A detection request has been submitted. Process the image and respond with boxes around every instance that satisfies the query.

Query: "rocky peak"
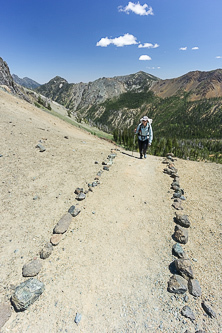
[0,57,16,93]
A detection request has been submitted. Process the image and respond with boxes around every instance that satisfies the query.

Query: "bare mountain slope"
[151,69,222,100]
[0,89,221,333]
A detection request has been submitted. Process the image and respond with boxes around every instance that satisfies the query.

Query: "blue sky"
[1,0,222,84]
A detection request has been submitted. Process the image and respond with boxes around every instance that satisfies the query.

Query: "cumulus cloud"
[139,55,152,61]
[118,2,154,16]
[179,47,187,51]
[138,43,159,49]
[96,33,138,47]
[216,56,222,59]
[192,47,199,50]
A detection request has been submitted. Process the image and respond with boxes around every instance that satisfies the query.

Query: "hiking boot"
[140,154,143,159]
[144,154,147,159]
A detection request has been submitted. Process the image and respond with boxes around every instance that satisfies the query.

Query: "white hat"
[140,116,152,124]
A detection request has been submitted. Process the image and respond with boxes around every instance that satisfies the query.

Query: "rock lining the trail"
[163,153,217,332]
[11,278,45,312]
[8,149,118,319]
[53,213,73,234]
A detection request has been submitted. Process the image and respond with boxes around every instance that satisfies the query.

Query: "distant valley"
[1,56,222,140]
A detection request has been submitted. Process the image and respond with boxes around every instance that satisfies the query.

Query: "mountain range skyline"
[1,0,222,84]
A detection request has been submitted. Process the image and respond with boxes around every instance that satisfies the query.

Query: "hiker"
[135,116,153,159]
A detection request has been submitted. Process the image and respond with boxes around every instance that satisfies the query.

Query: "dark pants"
[138,139,148,156]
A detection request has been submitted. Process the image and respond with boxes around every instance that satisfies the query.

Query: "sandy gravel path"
[0,89,221,333]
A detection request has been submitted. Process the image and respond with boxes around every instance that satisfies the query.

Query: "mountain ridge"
[12,74,41,89]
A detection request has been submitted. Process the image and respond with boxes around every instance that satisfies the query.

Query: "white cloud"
[192,47,199,50]
[179,47,187,51]
[96,33,138,47]
[118,2,154,16]
[138,43,159,49]
[139,55,152,61]
[216,56,222,59]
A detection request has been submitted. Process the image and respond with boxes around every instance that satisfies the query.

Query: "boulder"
[11,278,45,311]
[173,225,188,244]
[167,274,188,294]
[53,213,72,234]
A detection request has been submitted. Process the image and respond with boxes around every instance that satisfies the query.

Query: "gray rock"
[184,330,192,333]
[53,213,72,234]
[22,259,42,277]
[172,243,186,258]
[76,192,86,201]
[175,259,194,280]
[68,205,75,214]
[0,301,12,329]
[74,313,82,325]
[172,199,183,210]
[175,213,191,228]
[74,187,84,195]
[201,301,216,318]
[73,207,81,217]
[181,305,195,321]
[167,274,188,294]
[40,242,53,259]
[174,225,188,244]
[108,153,117,159]
[11,278,45,311]
[103,166,109,171]
[195,330,205,333]
[35,143,46,152]
[188,279,201,297]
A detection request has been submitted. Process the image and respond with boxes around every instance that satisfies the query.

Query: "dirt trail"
[0,89,221,333]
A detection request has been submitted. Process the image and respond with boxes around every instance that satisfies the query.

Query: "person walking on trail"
[135,116,153,159]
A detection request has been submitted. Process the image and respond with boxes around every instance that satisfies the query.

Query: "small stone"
[68,205,75,215]
[0,302,12,329]
[181,305,195,321]
[174,259,194,280]
[173,225,188,244]
[76,193,86,201]
[22,259,42,277]
[95,161,99,164]
[35,143,46,152]
[103,166,109,171]
[53,213,73,234]
[64,136,69,139]
[74,313,82,325]
[201,301,216,318]
[11,278,45,311]
[74,187,84,195]
[40,243,53,259]
[167,274,188,294]
[72,207,81,217]
[50,234,63,246]
[175,213,190,228]
[172,200,183,210]
[188,279,201,297]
